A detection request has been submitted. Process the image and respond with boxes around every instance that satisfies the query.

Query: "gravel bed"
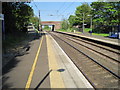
[56,32,119,75]
[66,37,119,61]
[50,32,119,88]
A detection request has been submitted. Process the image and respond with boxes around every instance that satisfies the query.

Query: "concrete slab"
[30,34,50,88]
[46,32,94,88]
[46,33,65,88]
[2,31,94,89]
[2,37,41,88]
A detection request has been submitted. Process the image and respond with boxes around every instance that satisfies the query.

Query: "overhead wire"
[64,11,75,19]
[33,2,39,10]
[56,0,77,20]
[32,1,78,21]
[58,0,76,16]
[57,2,66,13]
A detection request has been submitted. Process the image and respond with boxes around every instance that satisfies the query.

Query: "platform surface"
[56,31,120,46]
[2,31,94,89]
[46,32,93,88]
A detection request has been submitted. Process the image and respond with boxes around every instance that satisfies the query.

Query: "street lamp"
[82,13,85,33]
[87,15,92,32]
[38,10,40,31]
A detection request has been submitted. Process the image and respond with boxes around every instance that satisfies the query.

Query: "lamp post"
[87,15,92,31]
[38,10,40,31]
[82,13,85,33]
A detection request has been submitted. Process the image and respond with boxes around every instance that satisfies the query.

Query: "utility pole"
[91,17,92,32]
[38,10,40,31]
[82,13,85,33]
[87,15,92,32]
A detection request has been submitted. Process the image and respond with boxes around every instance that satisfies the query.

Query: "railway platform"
[55,31,120,47]
[2,31,94,89]
[46,32,93,88]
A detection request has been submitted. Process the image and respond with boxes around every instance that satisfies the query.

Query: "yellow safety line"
[25,36,43,89]
[46,34,65,88]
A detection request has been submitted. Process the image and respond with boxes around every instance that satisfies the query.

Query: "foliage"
[91,2,119,33]
[67,2,119,34]
[43,25,50,30]
[68,3,92,30]
[92,33,109,37]
[68,15,77,27]
[2,2,34,33]
[57,29,68,32]
[91,2,119,26]
[30,16,39,29]
[84,28,92,32]
[61,19,69,30]
[75,3,92,26]
[3,32,28,49]
[57,29,72,32]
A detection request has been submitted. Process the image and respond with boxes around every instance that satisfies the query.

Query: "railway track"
[66,37,119,63]
[55,32,119,62]
[49,32,119,88]
[53,32,119,76]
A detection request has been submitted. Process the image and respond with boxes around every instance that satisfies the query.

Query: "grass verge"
[85,28,109,36]
[57,28,109,37]
[56,29,73,32]
[92,33,109,37]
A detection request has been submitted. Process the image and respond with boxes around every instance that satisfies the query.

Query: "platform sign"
[0,14,4,20]
[1,14,5,40]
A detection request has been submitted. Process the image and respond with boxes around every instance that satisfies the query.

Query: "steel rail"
[66,37,120,63]
[69,36,120,54]
[49,32,97,89]
[55,31,120,50]
[51,32,120,79]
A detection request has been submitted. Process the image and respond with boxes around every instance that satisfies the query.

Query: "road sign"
[0,14,4,20]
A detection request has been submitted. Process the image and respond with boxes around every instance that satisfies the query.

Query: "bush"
[93,25,111,33]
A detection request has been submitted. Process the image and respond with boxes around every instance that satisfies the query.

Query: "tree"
[61,19,69,30]
[91,2,119,33]
[75,3,92,26]
[68,15,78,27]
[30,16,39,29]
[2,2,34,33]
[68,3,92,30]
[15,2,34,32]
[2,2,17,33]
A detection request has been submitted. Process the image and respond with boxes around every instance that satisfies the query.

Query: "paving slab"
[2,31,94,89]
[46,32,94,88]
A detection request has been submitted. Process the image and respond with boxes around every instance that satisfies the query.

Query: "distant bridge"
[41,21,62,31]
